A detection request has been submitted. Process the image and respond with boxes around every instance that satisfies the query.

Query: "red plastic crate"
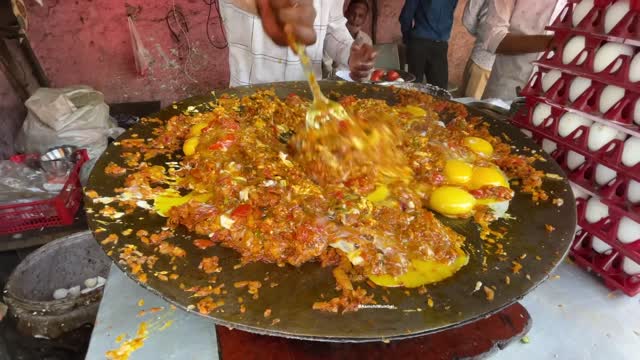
[548,0,640,46]
[0,150,89,235]
[570,228,640,296]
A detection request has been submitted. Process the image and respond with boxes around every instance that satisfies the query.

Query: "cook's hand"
[349,43,377,81]
[256,0,317,46]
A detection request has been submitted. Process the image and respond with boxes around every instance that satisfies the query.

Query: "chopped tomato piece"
[231,204,252,218]
[221,119,240,131]
[208,133,236,150]
[193,239,215,249]
[433,102,447,112]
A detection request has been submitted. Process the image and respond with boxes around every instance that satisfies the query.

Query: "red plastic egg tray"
[513,100,640,183]
[535,29,639,94]
[576,196,640,264]
[549,0,640,45]
[521,69,640,135]
[570,228,640,296]
[509,0,640,295]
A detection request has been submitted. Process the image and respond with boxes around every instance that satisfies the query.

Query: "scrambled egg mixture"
[99,89,546,311]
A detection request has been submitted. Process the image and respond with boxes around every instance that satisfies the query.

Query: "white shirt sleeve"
[463,0,483,35]
[480,0,516,54]
[323,0,354,69]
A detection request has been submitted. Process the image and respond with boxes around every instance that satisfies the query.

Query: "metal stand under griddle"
[215,304,530,360]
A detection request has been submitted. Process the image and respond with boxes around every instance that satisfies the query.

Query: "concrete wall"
[23,0,474,106]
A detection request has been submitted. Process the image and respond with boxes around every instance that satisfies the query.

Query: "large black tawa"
[86,81,576,342]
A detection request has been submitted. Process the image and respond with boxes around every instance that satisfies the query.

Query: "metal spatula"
[287,33,351,129]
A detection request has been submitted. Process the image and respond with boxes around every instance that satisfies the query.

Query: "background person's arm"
[324,0,354,70]
[495,34,553,54]
[462,0,484,36]
[399,0,418,44]
[481,0,552,55]
[324,0,376,80]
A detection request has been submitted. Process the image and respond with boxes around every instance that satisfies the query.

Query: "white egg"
[622,257,640,275]
[573,0,594,27]
[617,216,640,244]
[593,42,634,73]
[53,288,68,300]
[521,129,533,138]
[628,180,640,203]
[591,236,613,254]
[542,138,558,154]
[84,277,98,289]
[68,286,81,298]
[587,123,626,151]
[558,113,593,138]
[604,0,631,33]
[585,197,609,223]
[542,70,563,92]
[630,53,640,83]
[569,77,593,102]
[599,85,626,114]
[563,36,587,65]
[595,164,617,186]
[570,182,590,199]
[621,137,640,167]
[532,103,552,127]
[567,150,586,170]
[634,99,640,125]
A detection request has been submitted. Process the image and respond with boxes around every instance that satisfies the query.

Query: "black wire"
[166,8,189,43]
[203,0,228,49]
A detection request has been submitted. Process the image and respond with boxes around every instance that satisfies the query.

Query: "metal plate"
[86,81,576,342]
[336,68,416,86]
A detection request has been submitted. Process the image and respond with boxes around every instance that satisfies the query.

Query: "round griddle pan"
[86,81,576,342]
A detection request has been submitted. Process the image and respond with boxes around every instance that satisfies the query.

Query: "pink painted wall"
[26,0,229,107]
[24,0,473,106]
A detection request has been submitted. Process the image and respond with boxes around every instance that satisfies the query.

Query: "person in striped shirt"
[220,0,376,87]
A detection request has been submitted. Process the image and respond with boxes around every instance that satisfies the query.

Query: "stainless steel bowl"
[41,146,78,162]
[40,146,78,177]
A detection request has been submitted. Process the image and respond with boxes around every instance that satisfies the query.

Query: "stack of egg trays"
[511,0,640,295]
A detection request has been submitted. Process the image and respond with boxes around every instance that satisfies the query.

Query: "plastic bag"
[16,86,124,161]
[128,16,152,76]
[0,160,61,205]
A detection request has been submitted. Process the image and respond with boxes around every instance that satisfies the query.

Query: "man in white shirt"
[479,0,567,100]
[461,0,495,99]
[219,0,376,87]
[322,0,374,78]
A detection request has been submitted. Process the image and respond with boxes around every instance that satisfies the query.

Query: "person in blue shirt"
[400,0,459,89]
